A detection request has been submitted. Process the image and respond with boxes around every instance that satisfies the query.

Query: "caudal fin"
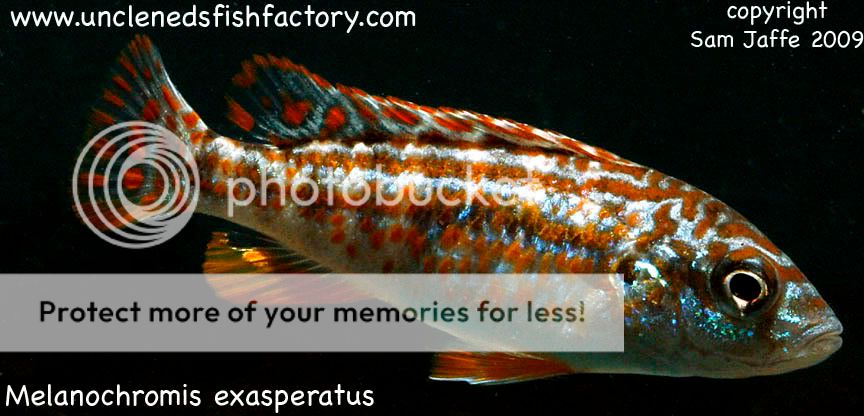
[86,34,207,144]
[73,35,205,246]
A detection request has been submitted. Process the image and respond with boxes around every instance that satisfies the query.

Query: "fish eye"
[710,256,779,318]
[723,270,768,313]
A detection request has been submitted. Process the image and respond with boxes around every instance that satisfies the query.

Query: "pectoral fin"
[204,231,328,274]
[204,231,369,305]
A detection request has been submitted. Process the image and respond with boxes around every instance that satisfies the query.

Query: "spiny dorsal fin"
[225,54,636,165]
[204,231,369,305]
[430,352,573,385]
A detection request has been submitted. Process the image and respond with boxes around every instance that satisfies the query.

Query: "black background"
[1,0,862,414]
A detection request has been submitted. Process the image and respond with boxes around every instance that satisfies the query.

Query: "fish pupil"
[728,273,763,302]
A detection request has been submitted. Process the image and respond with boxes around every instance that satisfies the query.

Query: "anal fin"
[431,352,573,385]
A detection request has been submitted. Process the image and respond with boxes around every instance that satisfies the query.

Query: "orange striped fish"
[76,35,841,383]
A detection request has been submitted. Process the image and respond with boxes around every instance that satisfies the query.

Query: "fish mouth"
[719,321,843,377]
[759,329,843,374]
[801,331,843,359]
[797,314,844,362]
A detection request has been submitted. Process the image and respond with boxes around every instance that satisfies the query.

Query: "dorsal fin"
[225,54,365,145]
[225,54,636,165]
[430,352,574,385]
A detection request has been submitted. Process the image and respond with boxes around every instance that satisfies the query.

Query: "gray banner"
[0,274,623,352]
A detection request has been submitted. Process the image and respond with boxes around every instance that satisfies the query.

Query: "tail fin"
[85,34,207,146]
[73,35,203,245]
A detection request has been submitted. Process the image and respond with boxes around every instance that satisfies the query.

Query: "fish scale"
[76,35,842,383]
[193,133,783,277]
[199,138,627,271]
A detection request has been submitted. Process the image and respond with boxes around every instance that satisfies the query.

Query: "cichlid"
[77,35,841,384]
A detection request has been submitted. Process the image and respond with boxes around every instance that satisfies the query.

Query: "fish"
[76,35,842,384]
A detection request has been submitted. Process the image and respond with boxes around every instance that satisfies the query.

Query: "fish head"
[668,205,842,377]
